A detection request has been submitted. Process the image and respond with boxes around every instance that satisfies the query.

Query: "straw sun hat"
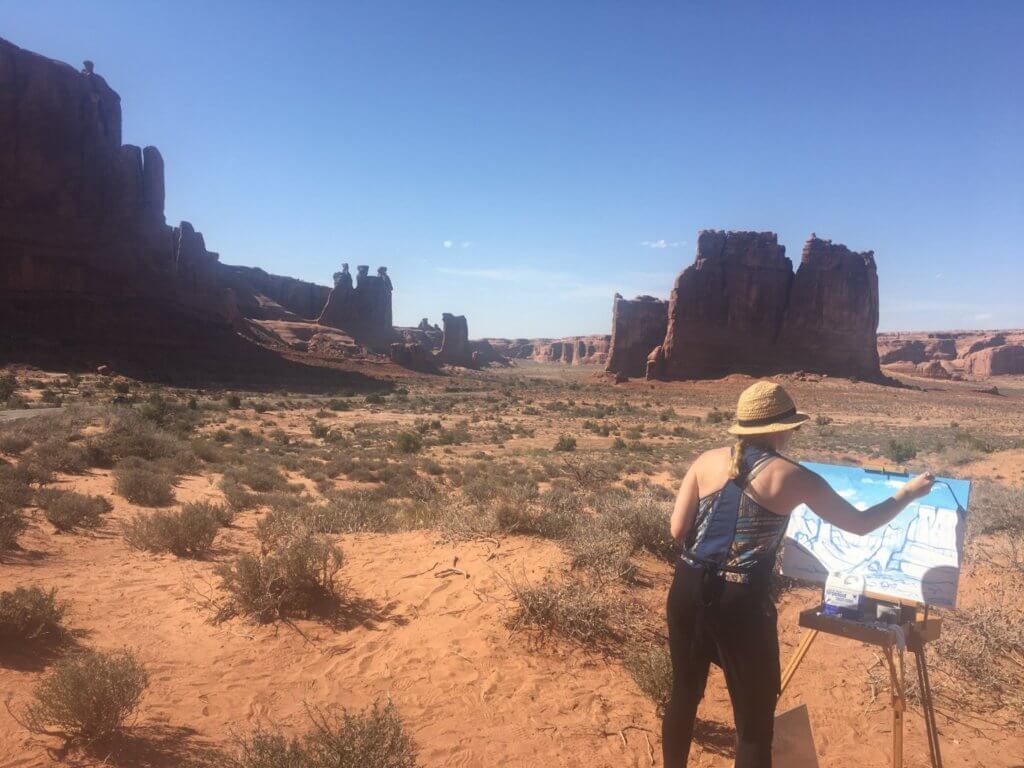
[727,381,810,436]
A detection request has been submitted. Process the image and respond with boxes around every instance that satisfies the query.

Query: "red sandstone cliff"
[605,295,668,378]
[0,37,239,361]
[647,231,882,381]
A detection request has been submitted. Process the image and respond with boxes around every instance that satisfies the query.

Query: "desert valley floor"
[1,362,1022,768]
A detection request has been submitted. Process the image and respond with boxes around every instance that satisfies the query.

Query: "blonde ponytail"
[729,438,747,479]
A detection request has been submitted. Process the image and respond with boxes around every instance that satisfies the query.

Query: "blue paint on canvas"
[781,462,971,608]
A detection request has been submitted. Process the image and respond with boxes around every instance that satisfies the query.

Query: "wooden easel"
[778,605,944,768]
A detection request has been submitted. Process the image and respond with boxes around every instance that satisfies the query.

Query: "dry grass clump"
[0,505,27,550]
[35,488,112,532]
[0,586,67,640]
[19,648,149,743]
[968,481,1024,539]
[594,488,677,562]
[0,433,33,455]
[113,459,176,507]
[507,578,626,645]
[213,532,344,624]
[231,700,418,768]
[85,410,190,468]
[568,526,638,583]
[623,642,673,714]
[223,458,293,494]
[492,485,583,540]
[123,503,223,556]
[930,600,1024,720]
[302,492,398,535]
[29,438,90,474]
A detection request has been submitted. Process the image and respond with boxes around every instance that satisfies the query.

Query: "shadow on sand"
[57,725,227,768]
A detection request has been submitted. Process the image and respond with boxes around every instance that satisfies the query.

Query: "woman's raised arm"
[795,468,936,536]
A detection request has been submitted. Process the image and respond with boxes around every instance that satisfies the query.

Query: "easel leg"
[779,629,818,697]
[914,646,943,768]
[884,647,905,768]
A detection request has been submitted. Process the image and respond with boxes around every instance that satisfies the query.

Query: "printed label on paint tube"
[823,572,865,619]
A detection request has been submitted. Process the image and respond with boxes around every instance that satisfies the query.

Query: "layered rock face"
[876,331,1024,380]
[0,37,237,344]
[317,264,394,346]
[436,313,473,366]
[605,295,668,378]
[647,231,881,380]
[964,344,1024,376]
[219,265,329,320]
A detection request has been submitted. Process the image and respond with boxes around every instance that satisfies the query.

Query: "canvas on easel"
[780,462,971,608]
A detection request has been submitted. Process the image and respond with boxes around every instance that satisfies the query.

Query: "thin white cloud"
[436,266,671,304]
[974,312,994,321]
[641,239,682,249]
[442,240,454,249]
[460,241,474,248]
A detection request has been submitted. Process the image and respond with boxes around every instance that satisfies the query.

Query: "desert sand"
[2,363,1022,767]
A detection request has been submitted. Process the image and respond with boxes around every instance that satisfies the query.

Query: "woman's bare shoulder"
[693,446,732,469]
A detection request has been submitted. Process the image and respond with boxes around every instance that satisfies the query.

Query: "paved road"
[0,407,63,423]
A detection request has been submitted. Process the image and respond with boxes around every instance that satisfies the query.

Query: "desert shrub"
[569,526,637,582]
[0,586,67,640]
[187,500,234,527]
[191,437,226,464]
[0,433,33,455]
[967,481,1024,540]
[214,533,344,623]
[886,438,918,464]
[493,485,582,540]
[21,649,148,742]
[0,374,18,402]
[595,489,676,561]
[301,492,397,535]
[623,642,672,714]
[0,505,27,550]
[231,700,418,768]
[931,601,1023,718]
[30,439,90,474]
[705,409,733,425]
[507,579,623,645]
[85,411,187,468]
[113,460,176,507]
[553,435,577,452]
[224,459,289,493]
[226,394,242,409]
[394,432,423,454]
[220,478,259,511]
[0,466,34,507]
[123,504,220,556]
[35,488,111,531]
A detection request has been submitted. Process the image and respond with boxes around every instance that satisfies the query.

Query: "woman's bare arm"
[670,462,700,540]
[795,468,935,536]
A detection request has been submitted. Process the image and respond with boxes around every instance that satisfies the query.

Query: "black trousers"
[662,561,780,768]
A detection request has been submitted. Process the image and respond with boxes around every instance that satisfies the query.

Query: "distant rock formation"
[879,339,928,365]
[965,333,1006,356]
[605,295,668,378]
[964,344,1024,376]
[317,263,394,345]
[436,313,473,366]
[219,265,330,320]
[390,342,437,372]
[0,37,238,353]
[647,231,881,381]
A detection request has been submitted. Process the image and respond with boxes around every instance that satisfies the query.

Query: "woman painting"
[663,380,934,767]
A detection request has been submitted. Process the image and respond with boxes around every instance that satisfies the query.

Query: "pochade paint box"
[822,572,865,619]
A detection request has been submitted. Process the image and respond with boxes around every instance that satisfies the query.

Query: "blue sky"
[8,1,1023,337]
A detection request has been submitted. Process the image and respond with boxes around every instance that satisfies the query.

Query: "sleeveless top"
[681,445,791,583]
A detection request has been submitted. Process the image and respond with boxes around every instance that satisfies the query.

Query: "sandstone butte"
[0,37,238,350]
[643,231,882,381]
